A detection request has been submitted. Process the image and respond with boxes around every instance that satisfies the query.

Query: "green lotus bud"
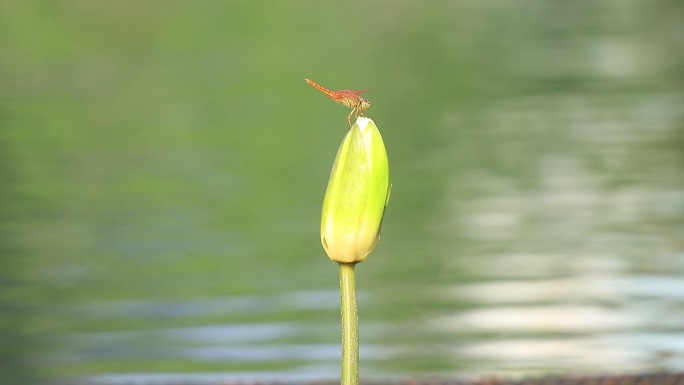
[321,117,390,263]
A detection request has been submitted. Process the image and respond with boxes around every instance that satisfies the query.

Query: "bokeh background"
[1,1,683,384]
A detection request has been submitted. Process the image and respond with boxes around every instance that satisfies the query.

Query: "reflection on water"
[2,0,683,383]
[55,295,397,382]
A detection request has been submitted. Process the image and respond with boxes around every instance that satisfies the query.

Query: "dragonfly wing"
[338,89,368,95]
[330,89,367,100]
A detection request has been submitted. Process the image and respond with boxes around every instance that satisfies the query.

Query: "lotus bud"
[321,117,391,263]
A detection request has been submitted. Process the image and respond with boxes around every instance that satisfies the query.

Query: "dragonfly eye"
[362,100,371,110]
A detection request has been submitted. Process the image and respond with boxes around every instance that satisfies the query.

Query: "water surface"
[1,1,683,383]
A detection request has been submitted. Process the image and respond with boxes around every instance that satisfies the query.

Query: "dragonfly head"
[360,99,371,112]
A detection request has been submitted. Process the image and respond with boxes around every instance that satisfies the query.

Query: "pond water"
[1,2,683,384]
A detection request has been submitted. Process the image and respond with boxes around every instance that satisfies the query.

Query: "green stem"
[338,262,359,385]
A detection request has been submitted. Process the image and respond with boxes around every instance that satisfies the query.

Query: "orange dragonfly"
[305,79,371,127]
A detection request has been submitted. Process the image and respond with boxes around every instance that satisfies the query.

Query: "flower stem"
[338,262,359,385]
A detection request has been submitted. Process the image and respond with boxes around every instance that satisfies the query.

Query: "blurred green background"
[1,1,684,384]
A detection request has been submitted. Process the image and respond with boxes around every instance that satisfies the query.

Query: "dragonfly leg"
[347,110,354,128]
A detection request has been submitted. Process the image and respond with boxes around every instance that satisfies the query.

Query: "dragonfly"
[305,79,371,127]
